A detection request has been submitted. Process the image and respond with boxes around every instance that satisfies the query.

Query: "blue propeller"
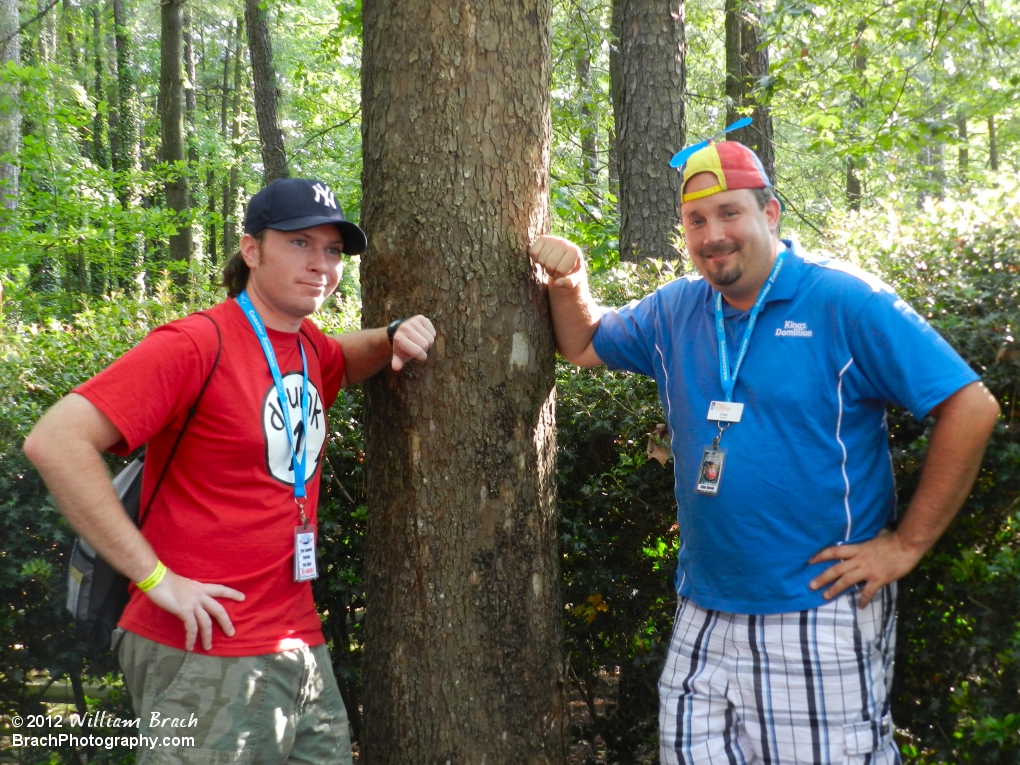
[669,117,753,169]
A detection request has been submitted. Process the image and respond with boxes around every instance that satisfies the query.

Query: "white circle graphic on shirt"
[262,372,327,485]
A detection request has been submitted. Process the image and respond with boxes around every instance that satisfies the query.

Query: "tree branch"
[0,0,60,52]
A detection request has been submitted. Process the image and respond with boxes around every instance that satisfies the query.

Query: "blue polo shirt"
[591,241,978,614]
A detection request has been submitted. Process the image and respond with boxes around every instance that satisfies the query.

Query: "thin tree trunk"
[0,0,19,218]
[957,110,968,181]
[360,0,565,761]
[183,1,198,171]
[111,0,139,182]
[846,20,866,210]
[575,50,598,196]
[106,0,120,170]
[37,0,58,64]
[610,0,685,262]
[159,0,192,269]
[91,4,110,170]
[224,17,243,257]
[988,115,997,171]
[244,0,288,182]
[208,29,232,265]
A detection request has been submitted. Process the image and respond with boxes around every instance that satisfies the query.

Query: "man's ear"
[240,233,261,269]
[764,197,781,235]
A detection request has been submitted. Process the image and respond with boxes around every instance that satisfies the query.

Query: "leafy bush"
[818,183,1020,763]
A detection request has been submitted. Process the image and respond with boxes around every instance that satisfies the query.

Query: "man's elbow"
[23,425,55,471]
[558,342,603,368]
[941,381,1000,436]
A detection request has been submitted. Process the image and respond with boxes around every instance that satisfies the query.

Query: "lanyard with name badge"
[237,290,318,582]
[697,248,787,496]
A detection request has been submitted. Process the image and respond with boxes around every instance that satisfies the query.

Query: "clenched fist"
[529,235,585,288]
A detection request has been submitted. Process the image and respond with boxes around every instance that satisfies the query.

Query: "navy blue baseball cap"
[243,178,367,255]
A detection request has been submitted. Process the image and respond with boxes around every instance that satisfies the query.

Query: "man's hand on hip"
[391,315,436,372]
[144,569,245,652]
[808,529,924,608]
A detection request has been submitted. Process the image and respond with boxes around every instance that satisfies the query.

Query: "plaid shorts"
[117,630,353,765]
[659,585,899,764]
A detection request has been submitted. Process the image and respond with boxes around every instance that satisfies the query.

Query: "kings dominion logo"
[775,320,814,338]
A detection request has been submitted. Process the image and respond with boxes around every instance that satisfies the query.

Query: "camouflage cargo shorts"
[116,629,353,765]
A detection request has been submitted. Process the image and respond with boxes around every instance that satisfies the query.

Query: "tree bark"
[360,1,565,762]
[0,0,19,217]
[724,0,773,182]
[159,0,192,267]
[610,0,685,262]
[244,0,288,182]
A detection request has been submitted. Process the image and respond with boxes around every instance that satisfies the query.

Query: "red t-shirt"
[75,299,345,655]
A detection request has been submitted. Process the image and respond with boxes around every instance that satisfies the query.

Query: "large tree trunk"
[0,0,19,218]
[610,0,685,262]
[360,1,565,762]
[244,0,288,182]
[159,0,192,268]
[724,0,773,182]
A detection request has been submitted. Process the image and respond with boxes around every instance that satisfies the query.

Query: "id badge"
[707,401,743,423]
[695,446,726,496]
[293,525,318,582]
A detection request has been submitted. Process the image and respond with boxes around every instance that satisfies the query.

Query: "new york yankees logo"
[312,182,337,210]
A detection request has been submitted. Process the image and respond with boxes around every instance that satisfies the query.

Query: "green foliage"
[816,181,1020,763]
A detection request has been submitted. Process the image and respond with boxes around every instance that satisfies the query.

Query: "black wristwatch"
[386,318,405,346]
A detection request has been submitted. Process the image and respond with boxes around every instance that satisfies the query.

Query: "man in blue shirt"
[530,139,999,764]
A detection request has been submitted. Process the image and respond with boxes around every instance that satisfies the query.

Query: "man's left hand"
[391,315,436,372]
[808,529,924,608]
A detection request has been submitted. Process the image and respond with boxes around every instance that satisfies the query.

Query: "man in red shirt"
[24,178,435,764]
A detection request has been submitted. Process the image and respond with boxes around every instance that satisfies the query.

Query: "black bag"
[66,314,221,659]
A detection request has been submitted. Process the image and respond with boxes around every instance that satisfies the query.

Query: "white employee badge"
[707,401,744,423]
[294,526,318,582]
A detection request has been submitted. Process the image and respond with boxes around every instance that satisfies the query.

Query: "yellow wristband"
[136,561,167,592]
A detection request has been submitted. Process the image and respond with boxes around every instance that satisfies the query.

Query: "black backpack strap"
[138,312,222,528]
[299,325,321,358]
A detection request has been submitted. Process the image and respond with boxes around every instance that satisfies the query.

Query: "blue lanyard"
[714,248,787,402]
[237,291,310,505]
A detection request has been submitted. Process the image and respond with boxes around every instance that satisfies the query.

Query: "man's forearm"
[23,395,160,583]
[333,326,391,385]
[896,381,1000,555]
[547,277,604,365]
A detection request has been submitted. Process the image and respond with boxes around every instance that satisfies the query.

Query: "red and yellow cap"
[680,140,771,203]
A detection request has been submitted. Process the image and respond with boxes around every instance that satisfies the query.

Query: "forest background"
[0,0,1019,762]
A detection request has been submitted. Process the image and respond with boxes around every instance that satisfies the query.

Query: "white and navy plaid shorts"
[659,585,899,764]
